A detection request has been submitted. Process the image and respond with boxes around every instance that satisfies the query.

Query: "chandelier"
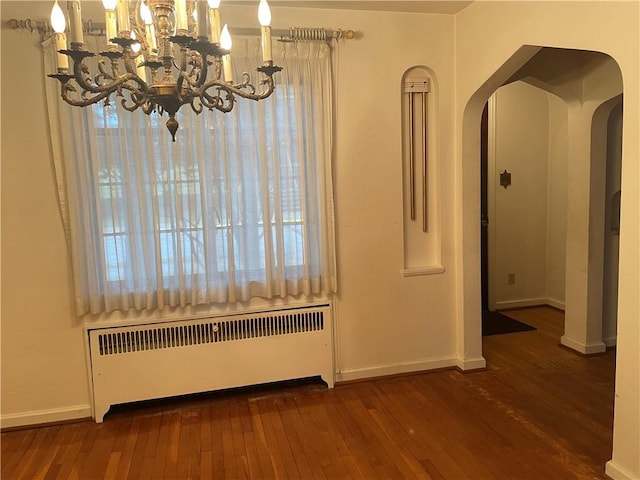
[48,0,282,141]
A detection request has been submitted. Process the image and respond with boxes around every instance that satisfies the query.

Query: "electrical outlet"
[508,273,516,285]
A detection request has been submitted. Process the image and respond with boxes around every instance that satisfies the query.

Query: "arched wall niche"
[590,94,623,349]
[400,65,443,276]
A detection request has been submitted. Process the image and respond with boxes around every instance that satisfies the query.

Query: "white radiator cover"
[87,305,334,422]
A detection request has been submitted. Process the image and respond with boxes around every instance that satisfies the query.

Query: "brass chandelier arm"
[122,50,149,93]
[193,51,220,89]
[57,80,146,113]
[187,96,205,115]
[175,45,190,105]
[53,55,148,112]
[59,82,117,108]
[140,101,155,115]
[70,56,135,95]
[200,86,235,112]
[82,73,145,111]
[198,73,276,103]
[178,67,212,94]
[119,85,149,112]
[236,72,257,95]
[189,65,278,113]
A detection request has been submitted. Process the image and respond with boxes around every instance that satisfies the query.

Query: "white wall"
[490,81,550,309]
[546,93,568,308]
[322,9,459,379]
[602,103,623,346]
[560,57,623,356]
[455,2,639,477]
[1,4,91,424]
[2,3,638,477]
[1,1,459,424]
[489,82,569,311]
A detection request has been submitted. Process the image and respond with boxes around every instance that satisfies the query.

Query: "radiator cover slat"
[87,306,334,422]
[96,311,324,356]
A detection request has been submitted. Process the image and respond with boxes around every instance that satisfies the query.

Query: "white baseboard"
[605,459,638,480]
[456,356,486,371]
[603,336,617,348]
[546,298,565,310]
[560,335,607,355]
[494,297,565,311]
[494,298,548,309]
[335,356,458,383]
[1,404,92,429]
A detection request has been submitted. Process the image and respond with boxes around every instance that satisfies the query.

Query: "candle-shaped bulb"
[68,1,84,45]
[130,31,147,82]
[51,1,66,33]
[140,1,158,54]
[116,0,131,36]
[196,1,209,40]
[131,30,141,54]
[220,24,233,82]
[220,24,231,50]
[207,0,221,43]
[258,0,271,26]
[192,6,198,37]
[140,1,152,24]
[175,0,188,32]
[103,0,118,49]
[51,1,68,70]
[258,0,272,62]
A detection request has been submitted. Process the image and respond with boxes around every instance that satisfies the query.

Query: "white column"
[561,103,606,354]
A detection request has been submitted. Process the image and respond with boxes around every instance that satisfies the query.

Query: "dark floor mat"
[482,310,536,336]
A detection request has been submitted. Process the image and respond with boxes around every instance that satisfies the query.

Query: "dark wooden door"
[481,102,489,312]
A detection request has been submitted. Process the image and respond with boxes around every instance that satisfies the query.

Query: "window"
[48,38,337,314]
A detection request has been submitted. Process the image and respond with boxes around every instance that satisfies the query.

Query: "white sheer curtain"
[45,36,337,315]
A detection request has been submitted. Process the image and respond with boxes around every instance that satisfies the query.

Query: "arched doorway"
[458,45,623,365]
[459,44,624,475]
[481,61,623,348]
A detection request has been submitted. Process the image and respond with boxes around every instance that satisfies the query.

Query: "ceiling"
[1,1,473,20]
[507,48,614,88]
[237,1,474,14]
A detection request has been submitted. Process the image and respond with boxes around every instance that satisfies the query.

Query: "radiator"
[86,305,334,422]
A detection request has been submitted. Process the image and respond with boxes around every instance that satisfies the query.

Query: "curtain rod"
[233,27,355,42]
[5,18,355,42]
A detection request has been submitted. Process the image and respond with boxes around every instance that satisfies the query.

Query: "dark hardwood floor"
[1,306,616,479]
